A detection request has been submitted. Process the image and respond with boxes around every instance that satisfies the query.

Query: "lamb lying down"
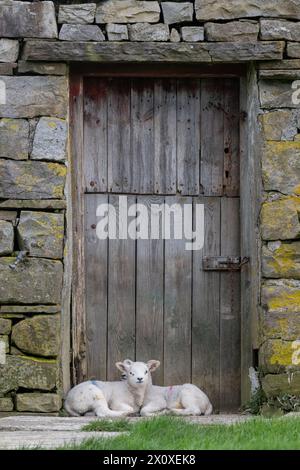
[117,359,213,417]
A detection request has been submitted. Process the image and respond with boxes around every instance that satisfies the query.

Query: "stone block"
[12,315,60,357]
[0,39,19,63]
[170,28,181,42]
[262,241,300,279]
[128,23,170,42]
[205,21,259,42]
[0,118,29,159]
[287,42,300,58]
[260,110,300,141]
[17,211,64,259]
[96,1,160,24]
[261,196,300,240]
[0,1,57,38]
[0,335,9,353]
[259,80,299,108]
[181,27,204,42]
[262,373,300,397]
[106,24,129,41]
[16,393,62,412]
[17,61,67,76]
[260,19,300,41]
[195,0,300,21]
[161,2,193,25]
[0,76,67,119]
[259,340,299,373]
[59,24,105,42]
[262,141,300,195]
[0,257,63,304]
[58,3,96,24]
[0,355,58,395]
[31,117,67,162]
[0,220,14,256]
[0,397,13,412]
[0,160,66,200]
[0,318,12,335]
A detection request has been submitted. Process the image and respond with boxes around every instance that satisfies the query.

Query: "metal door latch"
[202,256,250,271]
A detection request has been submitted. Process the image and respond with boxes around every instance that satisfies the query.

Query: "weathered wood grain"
[85,194,108,380]
[177,79,201,196]
[192,197,221,411]
[223,79,240,197]
[83,78,108,193]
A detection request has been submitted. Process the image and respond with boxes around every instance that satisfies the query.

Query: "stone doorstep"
[0,414,252,449]
[0,431,122,450]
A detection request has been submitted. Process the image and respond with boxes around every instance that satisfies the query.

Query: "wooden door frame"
[69,63,259,404]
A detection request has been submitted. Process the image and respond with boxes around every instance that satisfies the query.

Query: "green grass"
[61,415,300,450]
[81,418,132,433]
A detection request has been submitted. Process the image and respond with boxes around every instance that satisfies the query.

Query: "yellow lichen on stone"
[268,290,300,311]
[269,340,293,367]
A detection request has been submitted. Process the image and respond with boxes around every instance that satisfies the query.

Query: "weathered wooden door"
[80,76,241,411]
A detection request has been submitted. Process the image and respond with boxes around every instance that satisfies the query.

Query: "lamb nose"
[137,377,143,381]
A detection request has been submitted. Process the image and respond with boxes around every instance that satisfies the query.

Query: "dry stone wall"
[0,0,300,412]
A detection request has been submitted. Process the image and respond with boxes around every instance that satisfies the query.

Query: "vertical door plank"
[107,79,132,193]
[192,197,221,411]
[85,194,108,380]
[154,79,177,195]
[220,197,241,411]
[200,80,224,196]
[177,80,201,196]
[131,79,154,194]
[223,79,240,197]
[83,78,108,193]
[164,196,192,385]
[107,195,136,380]
[136,196,164,384]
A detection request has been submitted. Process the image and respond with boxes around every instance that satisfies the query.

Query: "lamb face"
[116,359,160,388]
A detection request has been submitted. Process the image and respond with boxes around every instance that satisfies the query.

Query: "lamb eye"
[145,370,148,374]
[130,372,134,376]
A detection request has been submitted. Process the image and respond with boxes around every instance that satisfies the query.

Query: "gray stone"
[128,23,170,42]
[17,211,64,259]
[262,241,300,279]
[17,61,67,76]
[287,42,300,58]
[0,200,66,210]
[259,69,300,80]
[23,40,283,63]
[0,305,60,314]
[181,27,204,42]
[58,3,96,24]
[0,318,12,335]
[261,196,300,240]
[0,220,14,256]
[0,63,15,75]
[161,2,193,25]
[0,355,58,395]
[0,160,66,200]
[260,19,300,41]
[260,110,300,141]
[262,373,300,397]
[0,1,57,38]
[0,118,29,159]
[259,80,300,108]
[0,257,63,304]
[262,141,300,195]
[31,117,67,162]
[205,21,259,42]
[0,76,67,119]
[0,210,17,222]
[170,28,181,43]
[59,24,105,42]
[12,315,60,357]
[96,1,160,24]
[0,39,19,63]
[195,0,300,21]
[258,59,300,70]
[259,340,299,373]
[0,335,9,353]
[16,393,62,413]
[0,397,13,412]
[106,24,129,41]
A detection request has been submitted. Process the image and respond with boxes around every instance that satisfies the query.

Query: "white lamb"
[117,359,213,417]
[64,375,141,418]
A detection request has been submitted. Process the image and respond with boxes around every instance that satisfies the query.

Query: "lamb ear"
[147,360,160,372]
[123,359,133,367]
[115,362,126,372]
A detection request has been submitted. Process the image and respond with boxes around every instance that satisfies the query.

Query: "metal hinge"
[202,256,250,271]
